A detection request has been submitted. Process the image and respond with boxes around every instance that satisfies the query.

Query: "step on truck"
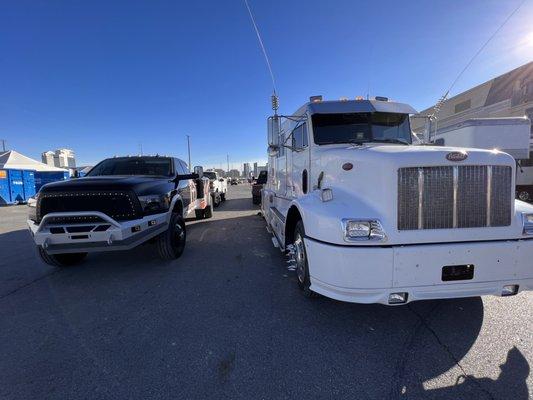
[27,156,212,266]
[262,96,533,305]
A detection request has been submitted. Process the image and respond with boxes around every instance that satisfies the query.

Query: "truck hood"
[304,143,525,245]
[40,175,172,196]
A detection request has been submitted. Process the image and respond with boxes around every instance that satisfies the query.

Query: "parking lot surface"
[0,185,531,400]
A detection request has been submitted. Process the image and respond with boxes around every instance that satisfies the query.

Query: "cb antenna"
[244,0,279,115]
[429,0,526,122]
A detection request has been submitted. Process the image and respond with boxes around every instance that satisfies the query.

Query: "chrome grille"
[398,165,512,230]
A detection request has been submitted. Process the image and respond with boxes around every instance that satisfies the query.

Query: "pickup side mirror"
[193,165,203,178]
[173,173,199,182]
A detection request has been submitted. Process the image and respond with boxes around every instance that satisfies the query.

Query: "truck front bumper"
[28,211,168,254]
[304,237,533,305]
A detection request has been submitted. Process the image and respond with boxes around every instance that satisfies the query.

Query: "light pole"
[187,135,192,170]
[1,139,6,152]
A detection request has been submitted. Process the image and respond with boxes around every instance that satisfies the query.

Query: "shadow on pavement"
[0,214,530,399]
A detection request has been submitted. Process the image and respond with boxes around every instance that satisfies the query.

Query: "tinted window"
[257,171,268,184]
[292,123,308,149]
[179,160,190,174]
[87,157,173,177]
[312,112,411,145]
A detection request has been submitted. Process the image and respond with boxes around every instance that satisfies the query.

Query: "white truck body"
[262,98,533,305]
[430,117,531,159]
[203,171,228,205]
[430,117,533,201]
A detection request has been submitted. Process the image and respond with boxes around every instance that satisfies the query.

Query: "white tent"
[0,150,67,172]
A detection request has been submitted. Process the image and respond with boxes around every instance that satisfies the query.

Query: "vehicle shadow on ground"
[0,217,530,399]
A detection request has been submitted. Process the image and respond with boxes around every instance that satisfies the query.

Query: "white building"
[243,163,250,178]
[41,148,76,168]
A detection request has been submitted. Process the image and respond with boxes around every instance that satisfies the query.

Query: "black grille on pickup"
[37,191,141,223]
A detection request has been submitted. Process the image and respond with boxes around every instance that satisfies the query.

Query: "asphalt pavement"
[0,185,531,400]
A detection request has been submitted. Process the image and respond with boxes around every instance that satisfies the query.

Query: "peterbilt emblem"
[446,151,468,162]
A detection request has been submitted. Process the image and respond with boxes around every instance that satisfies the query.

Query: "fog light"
[501,285,519,296]
[388,292,408,304]
[131,225,141,233]
[148,220,156,226]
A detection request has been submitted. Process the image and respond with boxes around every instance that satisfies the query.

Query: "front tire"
[195,204,213,219]
[293,221,319,298]
[37,247,87,267]
[156,212,186,260]
[212,193,221,208]
[220,192,226,201]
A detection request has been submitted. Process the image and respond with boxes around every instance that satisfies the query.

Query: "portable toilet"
[0,150,67,204]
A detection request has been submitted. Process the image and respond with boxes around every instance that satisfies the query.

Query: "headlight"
[342,219,386,242]
[138,194,170,215]
[523,213,533,235]
[27,193,39,208]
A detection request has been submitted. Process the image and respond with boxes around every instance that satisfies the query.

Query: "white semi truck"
[262,96,533,305]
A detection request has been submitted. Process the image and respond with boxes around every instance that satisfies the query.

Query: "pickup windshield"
[312,112,412,145]
[203,172,217,180]
[86,157,173,177]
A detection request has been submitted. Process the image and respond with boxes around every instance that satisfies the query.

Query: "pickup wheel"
[156,212,186,260]
[195,204,213,219]
[37,247,87,267]
[212,193,221,208]
[293,221,319,298]
[220,192,226,201]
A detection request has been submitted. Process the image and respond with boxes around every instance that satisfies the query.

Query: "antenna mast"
[244,0,279,114]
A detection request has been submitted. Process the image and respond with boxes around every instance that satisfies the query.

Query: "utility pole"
[187,135,192,170]
[1,139,6,152]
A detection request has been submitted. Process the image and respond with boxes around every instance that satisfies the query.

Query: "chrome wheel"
[294,233,306,284]
[518,191,530,201]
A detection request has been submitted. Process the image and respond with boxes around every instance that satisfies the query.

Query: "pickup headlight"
[523,213,533,235]
[138,194,170,215]
[342,219,386,242]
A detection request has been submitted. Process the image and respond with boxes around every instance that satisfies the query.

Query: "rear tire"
[212,193,221,208]
[195,205,213,219]
[293,220,319,298]
[220,192,226,201]
[156,213,186,260]
[37,247,87,267]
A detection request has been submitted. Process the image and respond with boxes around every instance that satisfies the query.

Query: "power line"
[431,0,527,119]
[243,0,277,95]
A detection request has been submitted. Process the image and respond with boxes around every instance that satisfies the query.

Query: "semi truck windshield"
[312,112,412,145]
[87,158,173,177]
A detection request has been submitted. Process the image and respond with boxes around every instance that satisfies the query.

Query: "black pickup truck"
[27,156,211,266]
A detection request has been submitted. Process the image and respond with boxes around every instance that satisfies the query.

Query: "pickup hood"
[40,175,172,196]
[301,143,531,245]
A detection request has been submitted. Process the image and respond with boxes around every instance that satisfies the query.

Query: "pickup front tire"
[156,212,186,260]
[37,247,87,267]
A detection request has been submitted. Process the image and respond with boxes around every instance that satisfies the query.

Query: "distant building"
[253,162,258,177]
[243,163,250,178]
[228,169,240,178]
[41,148,76,168]
[41,151,56,166]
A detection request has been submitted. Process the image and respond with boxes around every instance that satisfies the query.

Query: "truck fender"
[168,194,185,221]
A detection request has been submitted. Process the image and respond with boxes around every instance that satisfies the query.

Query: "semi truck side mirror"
[193,166,204,178]
[268,115,280,147]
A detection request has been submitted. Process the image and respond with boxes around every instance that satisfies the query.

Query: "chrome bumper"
[28,211,168,254]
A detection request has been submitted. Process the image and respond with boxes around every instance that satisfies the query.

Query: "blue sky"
[1,0,532,169]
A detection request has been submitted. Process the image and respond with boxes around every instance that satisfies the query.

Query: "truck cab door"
[176,160,194,213]
[289,119,310,198]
